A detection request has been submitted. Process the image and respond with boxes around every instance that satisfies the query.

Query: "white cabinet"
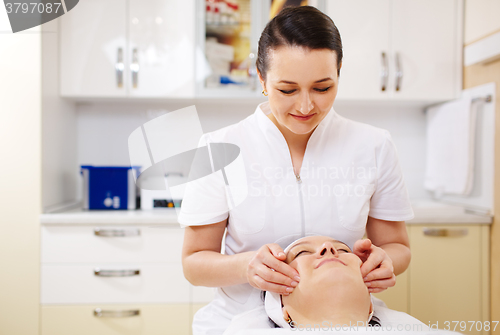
[60,0,195,98]
[327,0,462,102]
[40,225,189,304]
[128,0,195,97]
[325,1,390,101]
[40,224,212,335]
[60,0,127,97]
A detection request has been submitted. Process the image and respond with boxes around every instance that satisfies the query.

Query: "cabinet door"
[41,304,190,335]
[373,263,409,314]
[409,225,486,335]
[60,0,127,97]
[391,0,460,100]
[128,0,195,97]
[326,0,391,100]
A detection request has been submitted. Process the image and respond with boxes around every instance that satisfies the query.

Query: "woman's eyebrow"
[277,78,333,84]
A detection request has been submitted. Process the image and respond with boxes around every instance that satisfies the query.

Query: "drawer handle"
[423,228,468,237]
[94,268,140,277]
[94,308,140,318]
[94,228,141,237]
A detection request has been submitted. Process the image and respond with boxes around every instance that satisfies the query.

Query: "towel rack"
[472,94,492,103]
[424,94,493,112]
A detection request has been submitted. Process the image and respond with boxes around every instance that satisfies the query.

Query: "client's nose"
[319,242,338,256]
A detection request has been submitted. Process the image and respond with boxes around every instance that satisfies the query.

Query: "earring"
[262,90,268,96]
[368,308,374,323]
[287,316,293,327]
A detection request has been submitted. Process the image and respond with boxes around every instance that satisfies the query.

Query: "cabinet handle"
[94,268,140,277]
[94,228,141,237]
[94,308,140,318]
[380,52,388,91]
[115,48,124,88]
[423,228,468,237]
[131,48,139,88]
[395,52,403,91]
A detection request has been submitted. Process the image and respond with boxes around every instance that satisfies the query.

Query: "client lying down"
[223,235,430,333]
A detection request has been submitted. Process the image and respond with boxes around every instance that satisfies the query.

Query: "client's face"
[281,236,371,325]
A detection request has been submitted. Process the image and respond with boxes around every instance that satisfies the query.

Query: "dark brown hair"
[257,6,343,82]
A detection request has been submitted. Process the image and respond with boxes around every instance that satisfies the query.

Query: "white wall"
[0,18,41,335]
[42,19,78,210]
[76,100,430,200]
[335,103,428,200]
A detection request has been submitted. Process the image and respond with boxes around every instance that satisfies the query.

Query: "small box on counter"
[80,166,140,210]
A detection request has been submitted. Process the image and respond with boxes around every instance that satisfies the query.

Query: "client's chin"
[282,269,372,328]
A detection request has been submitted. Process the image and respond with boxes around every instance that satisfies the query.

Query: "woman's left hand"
[353,239,396,293]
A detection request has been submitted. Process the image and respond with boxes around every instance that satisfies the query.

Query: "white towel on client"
[424,96,477,196]
[223,301,433,334]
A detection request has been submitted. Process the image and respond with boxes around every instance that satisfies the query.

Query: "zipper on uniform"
[296,173,306,238]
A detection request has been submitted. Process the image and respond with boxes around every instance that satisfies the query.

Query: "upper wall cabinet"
[60,0,195,98]
[326,0,462,102]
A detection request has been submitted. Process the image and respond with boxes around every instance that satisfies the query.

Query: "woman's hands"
[353,239,396,293]
[246,243,300,295]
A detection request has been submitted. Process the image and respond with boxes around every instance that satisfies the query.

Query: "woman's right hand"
[246,243,300,295]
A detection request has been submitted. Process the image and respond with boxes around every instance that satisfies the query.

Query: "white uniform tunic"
[178,102,414,335]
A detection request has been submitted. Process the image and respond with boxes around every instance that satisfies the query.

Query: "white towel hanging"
[424,96,477,197]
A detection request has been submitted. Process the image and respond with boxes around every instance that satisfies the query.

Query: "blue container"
[81,166,140,210]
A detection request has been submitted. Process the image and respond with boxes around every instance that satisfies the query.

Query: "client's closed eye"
[294,250,311,259]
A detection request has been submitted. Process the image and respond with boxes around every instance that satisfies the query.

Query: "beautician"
[179,6,414,335]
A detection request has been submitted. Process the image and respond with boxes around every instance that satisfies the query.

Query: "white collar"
[254,101,337,147]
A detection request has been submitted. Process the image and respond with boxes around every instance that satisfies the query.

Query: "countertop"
[40,200,493,226]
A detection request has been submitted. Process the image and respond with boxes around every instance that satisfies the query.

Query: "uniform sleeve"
[177,134,229,227]
[369,131,414,222]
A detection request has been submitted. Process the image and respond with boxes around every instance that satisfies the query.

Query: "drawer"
[41,226,183,263]
[41,304,190,335]
[41,263,190,304]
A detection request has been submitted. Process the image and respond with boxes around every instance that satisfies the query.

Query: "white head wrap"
[263,236,374,328]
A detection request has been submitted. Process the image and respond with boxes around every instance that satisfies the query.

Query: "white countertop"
[407,200,492,224]
[40,207,180,225]
[40,200,492,226]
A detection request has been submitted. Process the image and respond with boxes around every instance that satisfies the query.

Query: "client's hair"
[260,291,381,328]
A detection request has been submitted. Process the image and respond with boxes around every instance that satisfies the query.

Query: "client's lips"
[315,258,346,268]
